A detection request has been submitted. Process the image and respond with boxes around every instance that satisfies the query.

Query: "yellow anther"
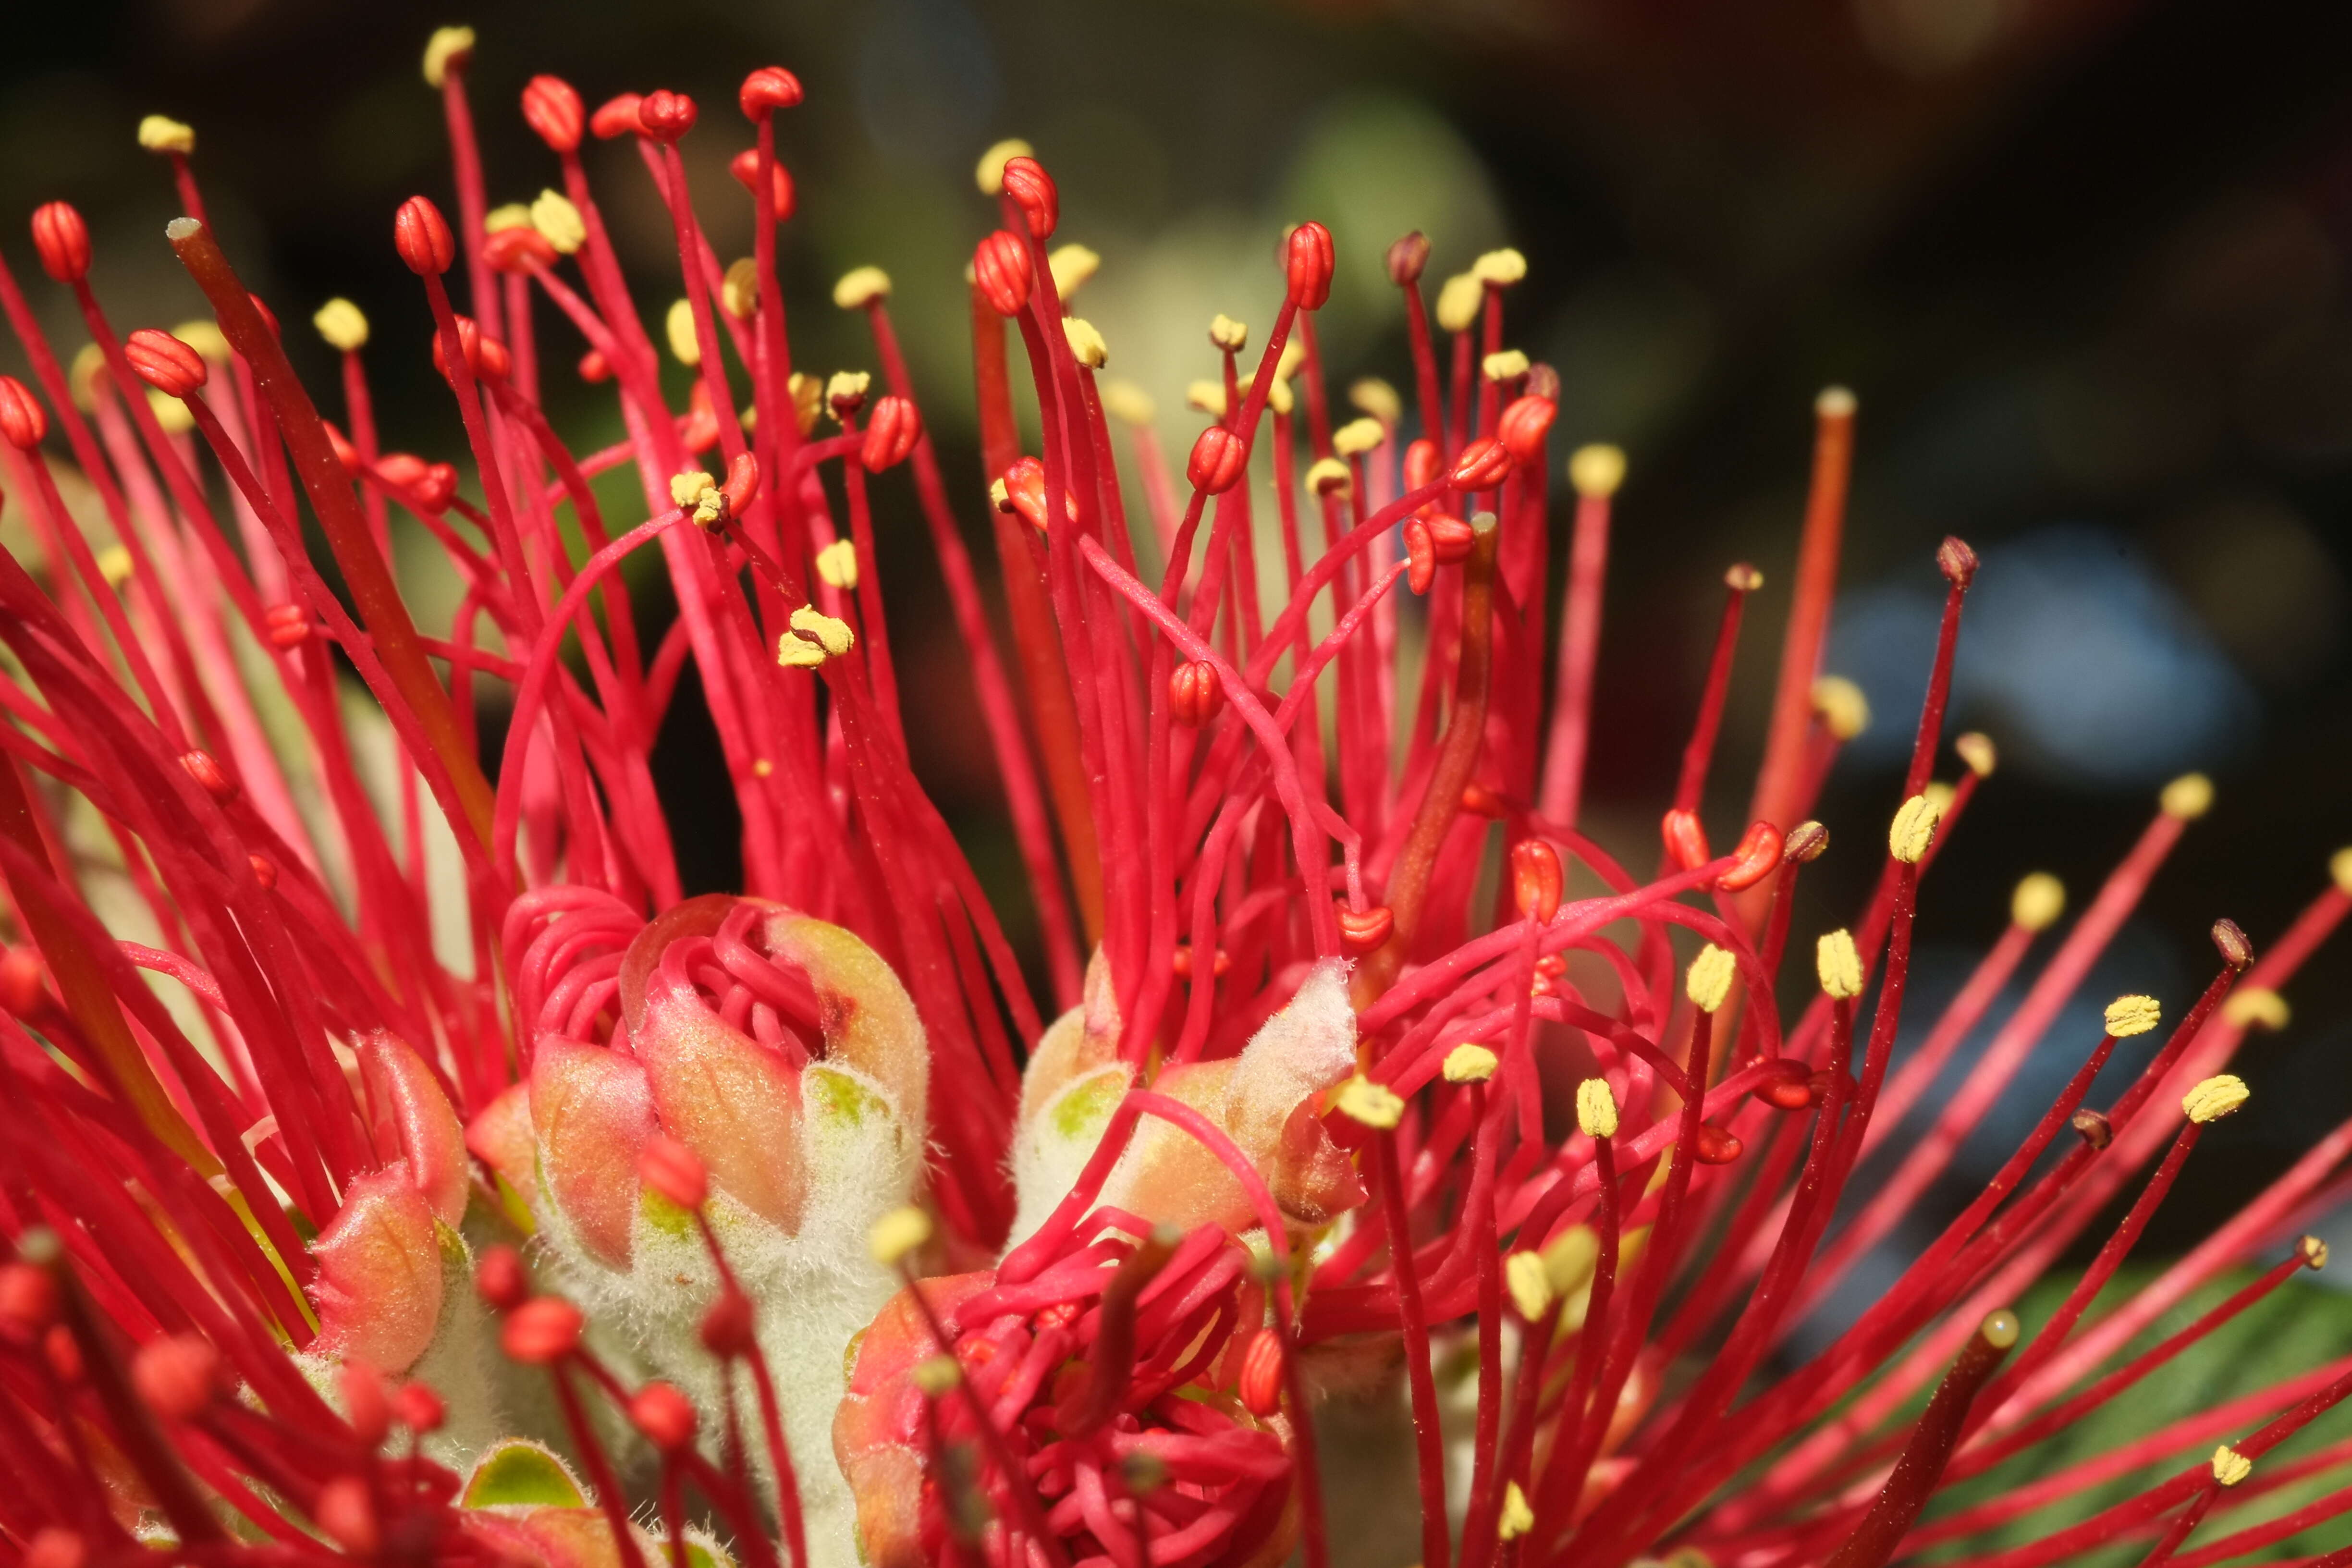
[1434,272,1484,334]
[911,1354,962,1396]
[2211,1445,2252,1487]
[1576,1078,1618,1140]
[530,190,586,255]
[147,389,194,434]
[313,299,369,354]
[2104,995,2161,1039]
[1542,1226,1599,1297]
[787,371,824,436]
[1305,457,1350,497]
[2222,988,2289,1032]
[2182,1075,2249,1125]
[1569,444,1627,499]
[1336,1075,1405,1131]
[670,471,717,509]
[869,1204,933,1267]
[421,25,475,89]
[1350,377,1401,426]
[1817,930,1863,999]
[1275,339,1307,383]
[1100,380,1154,426]
[138,115,196,156]
[989,478,1012,513]
[1267,378,1295,417]
[790,605,855,658]
[975,138,1034,196]
[1979,1309,2021,1349]
[1482,348,1530,382]
[2161,772,2214,821]
[1922,781,1957,818]
[2331,847,2352,896]
[826,370,872,417]
[751,758,774,779]
[1186,380,1227,418]
[2011,873,2066,932]
[1049,244,1099,297]
[1472,247,1528,287]
[1812,676,1871,741]
[1504,1251,1552,1320]
[815,539,859,591]
[833,266,892,311]
[777,634,826,670]
[1955,732,1997,776]
[2303,1235,2330,1269]
[1062,318,1107,370]
[1332,417,1385,459]
[664,299,701,366]
[1889,793,1942,864]
[172,320,231,361]
[1443,1044,1498,1084]
[1686,945,1737,1014]
[1498,1482,1535,1541]
[1208,314,1249,353]
[1817,385,1858,418]
[721,258,760,321]
[484,203,531,233]
[96,545,134,587]
[1727,564,1765,593]
[68,343,105,411]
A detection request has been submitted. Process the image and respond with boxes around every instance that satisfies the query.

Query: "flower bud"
[1187,426,1248,494]
[1451,436,1514,490]
[0,377,50,449]
[502,1297,584,1365]
[999,156,1058,238]
[1386,230,1430,285]
[1403,520,1436,595]
[1661,808,1710,872]
[637,89,698,142]
[973,231,1032,317]
[638,1132,708,1211]
[728,149,796,219]
[132,1333,222,1421]
[393,196,456,277]
[591,93,644,140]
[1335,902,1393,955]
[521,75,585,152]
[30,202,91,284]
[1498,394,1556,465]
[1285,221,1335,310]
[722,452,761,514]
[1169,660,1224,726]
[1717,821,1784,891]
[630,1381,699,1450]
[1237,1327,1284,1416]
[1510,839,1562,924]
[861,395,922,472]
[739,66,804,120]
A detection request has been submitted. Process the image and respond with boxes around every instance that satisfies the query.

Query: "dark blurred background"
[5,0,2352,1286]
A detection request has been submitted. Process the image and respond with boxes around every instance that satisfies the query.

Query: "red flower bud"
[338,1360,392,1447]
[860,395,922,472]
[590,93,645,140]
[1661,808,1710,873]
[739,66,804,120]
[1285,220,1335,311]
[0,377,49,450]
[1403,519,1436,595]
[1694,1125,1744,1164]
[1717,821,1784,892]
[132,1334,222,1421]
[1498,394,1556,466]
[179,749,233,800]
[1386,231,1430,285]
[521,75,585,153]
[501,1296,583,1365]
[393,196,456,277]
[722,451,761,515]
[1168,660,1224,726]
[1450,435,1513,490]
[1509,839,1563,925]
[1335,903,1394,956]
[314,1476,379,1557]
[1758,1061,1817,1111]
[973,231,1033,317]
[484,224,556,274]
[1238,1327,1284,1417]
[578,348,612,384]
[637,89,698,142]
[728,150,796,219]
[638,1133,708,1211]
[30,202,91,284]
[125,329,207,398]
[392,1378,446,1433]
[999,156,1058,239]
[700,1289,756,1358]
[475,1244,528,1312]
[1187,425,1248,494]
[1403,437,1442,497]
[0,948,44,1016]
[629,1380,699,1451]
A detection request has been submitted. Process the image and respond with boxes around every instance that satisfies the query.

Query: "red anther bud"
[0,376,49,449]
[132,1334,222,1421]
[45,1324,82,1383]
[1937,535,1978,587]
[1386,231,1430,286]
[0,948,44,1015]
[1450,435,1514,490]
[392,1378,446,1433]
[1168,659,1224,726]
[1694,1124,1743,1164]
[1335,903,1394,956]
[0,1262,57,1339]
[314,1476,379,1557]
[1169,943,1231,981]
[124,329,207,397]
[1498,394,1557,466]
[484,224,556,274]
[1661,808,1711,872]
[974,230,1033,317]
[1403,437,1442,496]
[590,93,645,140]
[322,421,362,474]
[1460,782,1507,818]
[1510,839,1563,925]
[860,395,923,471]
[728,149,796,218]
[998,156,1058,239]
[521,75,585,153]
[699,1289,756,1358]
[1717,821,1784,892]
[1760,1075,1817,1111]
[179,749,233,800]
[739,66,804,120]
[408,462,457,513]
[578,348,612,384]
[1528,969,1558,999]
[338,1360,392,1447]
[264,604,311,649]
[393,196,456,277]
[1536,952,1568,979]
[993,456,1073,532]
[1285,220,1335,310]
[637,89,698,142]
[2071,1109,2113,1150]
[721,451,761,514]
[1237,1327,1285,1417]
[638,1133,708,1211]
[248,853,277,890]
[476,1244,528,1311]
[1187,425,1248,494]
[501,1297,583,1365]
[430,315,508,384]
[1424,514,1474,564]
[25,1530,84,1568]
[1403,519,1436,595]
[29,202,91,283]
[2212,918,2254,971]
[629,1381,699,1451]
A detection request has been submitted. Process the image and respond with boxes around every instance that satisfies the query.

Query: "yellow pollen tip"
[1350,377,1401,426]
[1332,417,1385,459]
[832,266,892,311]
[96,545,134,587]
[1482,348,1530,382]
[989,478,1012,513]
[1049,244,1100,297]
[911,1353,962,1396]
[1980,1308,2021,1349]
[1498,1482,1535,1542]
[1686,945,1736,1014]
[1434,272,1484,334]
[1813,675,1871,741]
[2212,1446,2252,1487]
[2161,772,2214,821]
[1816,385,1858,418]
[1569,444,1627,499]
[2104,994,2161,1039]
[1504,1251,1552,1320]
[1336,1075,1405,1131]
[1472,247,1528,287]
[147,388,194,434]
[313,298,369,354]
[1185,380,1227,419]
[1922,781,1957,817]
[787,371,823,436]
[1726,563,1765,592]
[976,138,1033,196]
[172,320,231,362]
[530,190,585,255]
[2303,1235,2330,1269]
[68,343,105,411]
[484,203,531,233]
[814,539,859,591]
[422,26,476,89]
[1443,1044,1499,1084]
[2182,1074,2250,1125]
[825,370,872,417]
[1305,457,1350,497]
[2222,988,2289,1032]
[1275,339,1306,383]
[1889,793,1942,864]
[777,636,826,670]
[720,258,760,322]
[790,605,855,658]
[669,471,716,509]
[869,1204,933,1267]
[1099,380,1154,427]
[664,299,701,366]
[1818,929,1864,999]
[138,115,196,156]
[1062,317,1107,370]
[2330,847,2352,896]
[1208,314,1249,353]
[1575,1078,1619,1140]
[1955,732,1997,776]
[2011,873,2066,932]
[1267,377,1295,417]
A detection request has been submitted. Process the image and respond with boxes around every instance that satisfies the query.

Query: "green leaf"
[461,1439,589,1508]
